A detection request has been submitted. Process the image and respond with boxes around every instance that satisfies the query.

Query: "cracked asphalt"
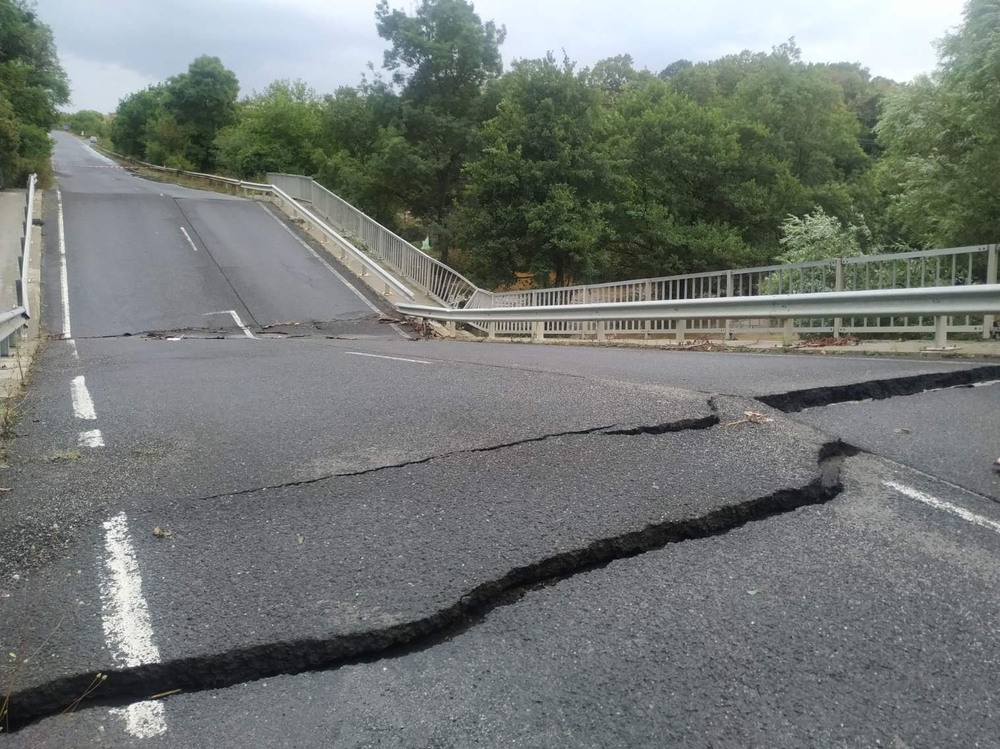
[1,133,998,747]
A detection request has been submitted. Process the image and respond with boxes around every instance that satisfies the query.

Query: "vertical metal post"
[675,319,686,343]
[935,315,948,348]
[782,318,795,347]
[984,245,997,339]
[445,321,456,337]
[596,321,606,342]
[0,335,8,357]
[487,322,496,340]
[724,271,734,340]
[833,259,844,338]
[643,281,652,339]
[533,321,544,342]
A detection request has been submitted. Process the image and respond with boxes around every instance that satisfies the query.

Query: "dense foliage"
[94,0,1000,289]
[0,0,68,186]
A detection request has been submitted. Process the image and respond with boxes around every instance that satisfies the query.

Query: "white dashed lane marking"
[885,481,1000,535]
[100,513,166,737]
[70,376,97,420]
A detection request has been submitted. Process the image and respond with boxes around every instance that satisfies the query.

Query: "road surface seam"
[756,365,1000,412]
[0,441,856,734]
[257,203,412,340]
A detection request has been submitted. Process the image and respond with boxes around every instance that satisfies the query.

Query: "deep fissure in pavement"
[1,440,857,734]
[756,364,1000,413]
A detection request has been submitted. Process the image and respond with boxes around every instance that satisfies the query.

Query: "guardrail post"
[487,322,496,340]
[834,259,844,338]
[782,318,796,347]
[596,321,606,342]
[935,315,948,348]
[643,281,652,339]
[0,335,9,357]
[533,321,545,342]
[984,244,997,339]
[724,271,734,340]
[675,319,686,343]
[16,252,24,307]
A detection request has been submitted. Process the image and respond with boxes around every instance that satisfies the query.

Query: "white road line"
[344,351,431,364]
[258,203,410,340]
[179,226,198,252]
[56,189,72,339]
[884,481,1000,535]
[70,375,97,420]
[78,429,105,448]
[229,310,254,338]
[203,310,255,339]
[109,702,166,739]
[100,513,165,737]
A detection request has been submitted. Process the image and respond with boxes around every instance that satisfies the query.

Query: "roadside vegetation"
[0,0,68,188]
[59,0,1000,290]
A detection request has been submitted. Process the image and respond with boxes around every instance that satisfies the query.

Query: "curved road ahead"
[1,133,999,748]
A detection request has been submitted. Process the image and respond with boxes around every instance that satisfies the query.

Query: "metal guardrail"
[267,185,414,301]
[267,173,479,307]
[398,285,1000,347]
[484,245,999,340]
[2,173,35,356]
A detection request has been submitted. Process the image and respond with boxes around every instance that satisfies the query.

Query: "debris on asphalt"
[725,411,774,427]
[896,427,913,434]
[261,321,301,329]
[994,457,1000,473]
[152,526,173,539]
[799,336,861,347]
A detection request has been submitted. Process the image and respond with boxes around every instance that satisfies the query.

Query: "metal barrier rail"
[2,173,35,355]
[398,285,1000,347]
[267,185,415,301]
[267,173,479,307]
[485,245,999,339]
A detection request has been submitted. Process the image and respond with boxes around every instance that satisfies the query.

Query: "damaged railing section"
[397,285,1000,345]
[2,173,35,356]
[267,173,479,308]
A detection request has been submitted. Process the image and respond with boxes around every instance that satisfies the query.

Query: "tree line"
[73,0,1000,288]
[0,0,68,187]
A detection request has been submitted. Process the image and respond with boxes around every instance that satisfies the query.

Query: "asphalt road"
[1,133,998,747]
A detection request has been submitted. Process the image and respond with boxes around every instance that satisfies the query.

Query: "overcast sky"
[39,0,967,113]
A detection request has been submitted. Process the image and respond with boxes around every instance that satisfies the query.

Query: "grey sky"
[39,0,967,113]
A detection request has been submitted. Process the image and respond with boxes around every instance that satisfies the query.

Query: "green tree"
[777,207,873,262]
[876,0,1000,248]
[216,80,321,178]
[64,109,107,138]
[162,55,240,170]
[375,0,505,263]
[0,0,68,185]
[455,56,610,287]
[111,86,164,158]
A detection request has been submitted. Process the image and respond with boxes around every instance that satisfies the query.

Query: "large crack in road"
[2,368,993,736]
[1,432,856,734]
